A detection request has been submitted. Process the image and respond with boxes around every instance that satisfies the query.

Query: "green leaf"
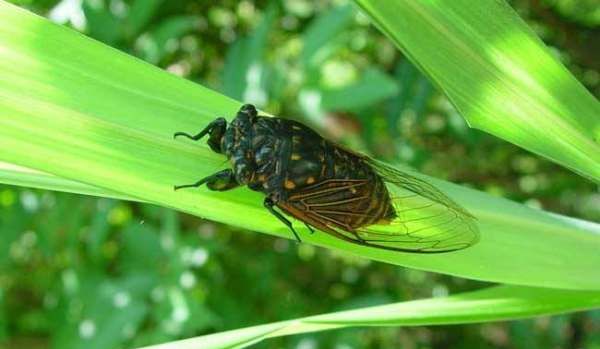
[321,68,399,112]
[0,1,599,290]
[353,0,600,182]
[125,0,165,39]
[82,0,122,45]
[137,285,600,349]
[301,4,355,67]
[543,0,600,26]
[0,163,137,201]
[222,5,277,101]
[55,274,150,349]
[136,16,200,64]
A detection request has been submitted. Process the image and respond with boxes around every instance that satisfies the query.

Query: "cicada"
[174,104,479,253]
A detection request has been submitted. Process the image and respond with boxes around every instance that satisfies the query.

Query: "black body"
[174,104,394,241]
[174,104,479,252]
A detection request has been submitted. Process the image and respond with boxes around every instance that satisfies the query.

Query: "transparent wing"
[278,159,479,253]
[353,159,480,252]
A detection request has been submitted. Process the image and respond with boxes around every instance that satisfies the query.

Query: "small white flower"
[79,319,96,339]
[179,271,196,289]
[190,248,209,267]
[113,291,131,308]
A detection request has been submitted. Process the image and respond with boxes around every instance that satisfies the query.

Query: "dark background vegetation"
[1,0,598,348]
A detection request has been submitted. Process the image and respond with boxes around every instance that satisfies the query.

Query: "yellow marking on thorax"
[284,180,296,189]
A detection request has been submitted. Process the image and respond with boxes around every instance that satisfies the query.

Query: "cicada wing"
[278,161,479,253]
[356,159,480,252]
[277,178,374,234]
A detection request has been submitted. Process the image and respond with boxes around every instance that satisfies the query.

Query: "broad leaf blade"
[139,285,600,349]
[0,162,137,201]
[353,0,600,182]
[0,2,599,290]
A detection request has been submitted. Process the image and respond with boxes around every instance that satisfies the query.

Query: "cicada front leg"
[174,117,227,153]
[174,169,240,191]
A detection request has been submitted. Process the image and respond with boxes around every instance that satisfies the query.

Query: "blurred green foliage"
[1,0,599,348]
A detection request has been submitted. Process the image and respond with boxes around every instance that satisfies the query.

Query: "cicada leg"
[264,197,301,243]
[174,117,227,153]
[174,169,240,191]
[304,223,315,234]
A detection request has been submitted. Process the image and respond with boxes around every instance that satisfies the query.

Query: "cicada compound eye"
[239,104,258,122]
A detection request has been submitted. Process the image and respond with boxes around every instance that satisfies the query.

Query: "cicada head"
[236,104,258,124]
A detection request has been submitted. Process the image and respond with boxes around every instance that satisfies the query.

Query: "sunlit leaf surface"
[0,2,598,290]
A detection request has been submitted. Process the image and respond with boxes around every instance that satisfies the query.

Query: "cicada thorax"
[221,110,256,185]
[222,110,286,189]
